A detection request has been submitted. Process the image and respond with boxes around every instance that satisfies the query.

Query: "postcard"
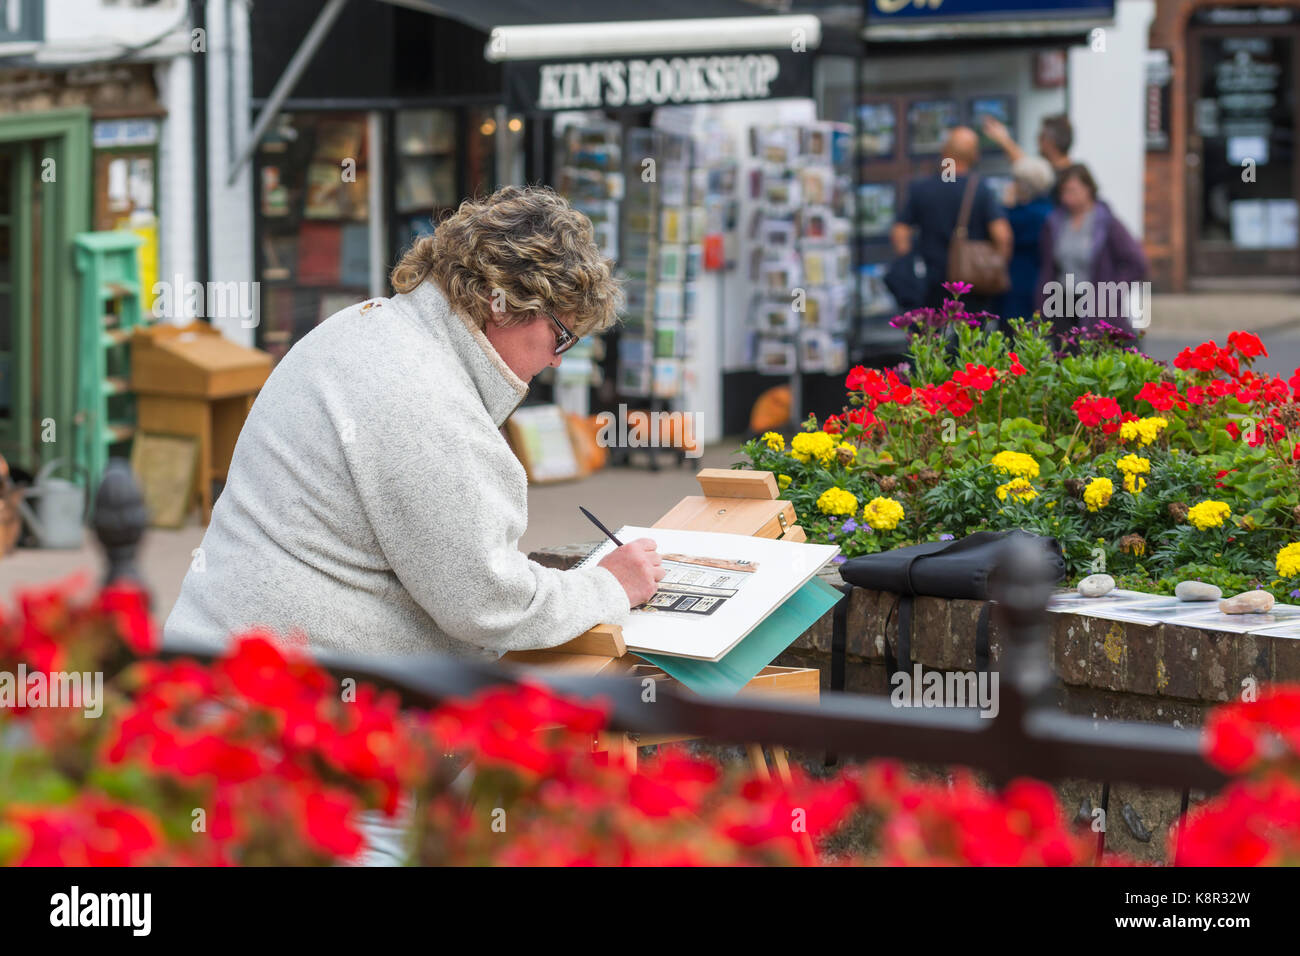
[755,339,798,375]
[1245,620,1300,639]
[1069,595,1245,626]
[1046,589,1156,613]
[1170,605,1300,634]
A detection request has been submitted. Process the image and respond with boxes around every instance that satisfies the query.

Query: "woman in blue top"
[996,156,1056,321]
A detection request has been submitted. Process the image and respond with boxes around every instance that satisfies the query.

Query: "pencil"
[579,506,624,548]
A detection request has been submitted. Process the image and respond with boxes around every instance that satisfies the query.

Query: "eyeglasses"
[545,311,579,355]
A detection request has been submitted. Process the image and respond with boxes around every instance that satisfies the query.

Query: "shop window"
[467,107,499,199]
[1195,34,1296,249]
[255,112,372,363]
[392,108,458,259]
[91,118,160,315]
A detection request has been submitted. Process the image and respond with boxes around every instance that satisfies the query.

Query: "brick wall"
[1145,0,1196,292]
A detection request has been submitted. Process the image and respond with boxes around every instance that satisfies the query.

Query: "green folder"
[636,577,843,696]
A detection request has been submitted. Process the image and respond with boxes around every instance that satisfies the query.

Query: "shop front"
[247,2,512,362]
[242,1,858,440]
[847,0,1119,337]
[0,63,165,472]
[1147,3,1299,291]
[484,8,855,440]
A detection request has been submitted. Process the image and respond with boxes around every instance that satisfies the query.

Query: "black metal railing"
[92,460,1227,858]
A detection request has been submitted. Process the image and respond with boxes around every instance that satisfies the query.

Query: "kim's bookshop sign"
[506,51,812,114]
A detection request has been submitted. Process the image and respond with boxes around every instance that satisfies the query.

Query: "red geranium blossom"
[952,363,998,392]
[824,406,877,435]
[1174,341,1223,373]
[1228,330,1267,359]
[1134,381,1188,412]
[1071,393,1121,427]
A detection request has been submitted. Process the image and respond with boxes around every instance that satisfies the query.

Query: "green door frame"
[0,108,91,473]
[0,143,33,459]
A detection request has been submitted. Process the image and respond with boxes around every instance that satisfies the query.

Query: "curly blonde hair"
[390,185,623,336]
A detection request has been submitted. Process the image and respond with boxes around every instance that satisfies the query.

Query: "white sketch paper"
[576,526,838,661]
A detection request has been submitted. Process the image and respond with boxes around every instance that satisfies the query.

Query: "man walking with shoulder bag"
[891,127,1012,315]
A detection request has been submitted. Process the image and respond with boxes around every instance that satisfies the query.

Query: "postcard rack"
[503,468,821,779]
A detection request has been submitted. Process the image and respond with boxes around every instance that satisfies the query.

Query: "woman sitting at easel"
[165,186,664,660]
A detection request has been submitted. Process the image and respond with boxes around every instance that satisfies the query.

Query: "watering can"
[17,459,89,549]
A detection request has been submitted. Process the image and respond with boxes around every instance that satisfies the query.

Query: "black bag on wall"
[838,530,1066,674]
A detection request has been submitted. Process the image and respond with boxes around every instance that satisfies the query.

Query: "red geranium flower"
[1071,393,1121,427]
[952,363,998,392]
[298,785,365,859]
[1134,381,1187,412]
[10,798,162,866]
[945,385,975,418]
[1228,330,1267,359]
[96,582,159,655]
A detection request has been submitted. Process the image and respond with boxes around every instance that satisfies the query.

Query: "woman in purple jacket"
[1036,164,1148,343]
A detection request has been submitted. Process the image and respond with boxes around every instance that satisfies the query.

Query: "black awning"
[383,0,830,114]
[388,0,785,28]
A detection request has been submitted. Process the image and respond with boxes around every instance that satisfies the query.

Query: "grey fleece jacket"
[163,279,631,660]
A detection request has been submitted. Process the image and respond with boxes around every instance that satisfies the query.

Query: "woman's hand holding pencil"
[598,539,664,608]
[580,507,665,607]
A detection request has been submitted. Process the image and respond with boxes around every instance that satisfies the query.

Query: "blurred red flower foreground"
[0,577,1296,866]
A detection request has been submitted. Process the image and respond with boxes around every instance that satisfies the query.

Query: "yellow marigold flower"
[1188,500,1231,531]
[1116,454,1150,475]
[990,450,1040,480]
[778,474,792,490]
[995,477,1038,502]
[791,431,838,465]
[1119,417,1168,446]
[761,431,785,452]
[1123,473,1146,494]
[1277,542,1300,578]
[1084,477,1114,512]
[817,487,858,515]
[862,496,905,531]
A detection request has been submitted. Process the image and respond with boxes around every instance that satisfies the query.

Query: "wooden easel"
[504,468,820,782]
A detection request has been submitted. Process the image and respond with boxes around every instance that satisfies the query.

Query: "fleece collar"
[402,280,528,427]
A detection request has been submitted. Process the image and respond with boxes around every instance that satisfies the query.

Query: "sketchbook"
[574,526,839,661]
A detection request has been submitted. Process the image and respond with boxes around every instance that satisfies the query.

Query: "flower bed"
[739,285,1300,601]
[0,576,1298,865]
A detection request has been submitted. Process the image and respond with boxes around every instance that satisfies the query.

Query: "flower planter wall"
[532,544,1298,862]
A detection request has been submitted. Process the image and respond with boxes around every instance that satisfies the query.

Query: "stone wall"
[531,542,1290,862]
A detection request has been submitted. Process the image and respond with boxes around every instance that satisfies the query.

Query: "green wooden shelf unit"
[73,232,150,490]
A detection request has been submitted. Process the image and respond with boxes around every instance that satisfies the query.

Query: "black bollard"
[988,533,1058,709]
[983,534,1060,787]
[92,458,150,600]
